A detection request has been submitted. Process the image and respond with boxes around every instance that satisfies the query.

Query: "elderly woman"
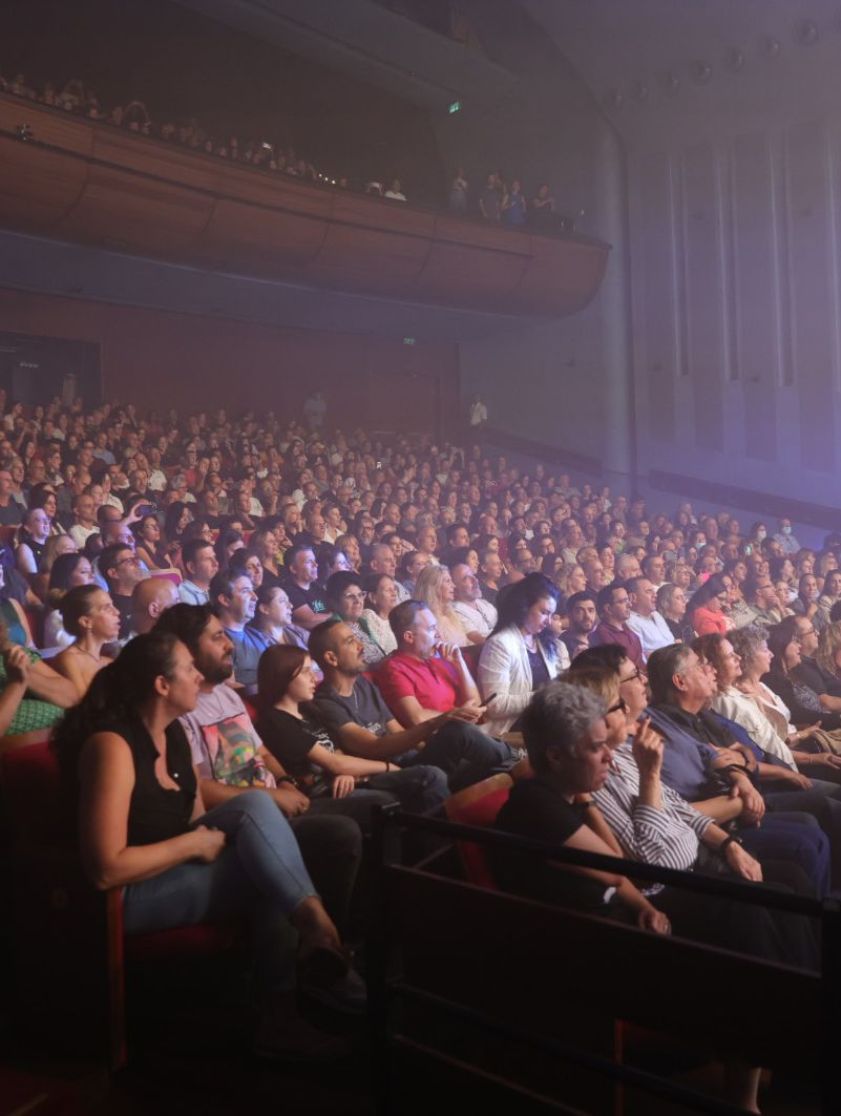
[414,564,468,647]
[492,680,671,931]
[324,571,383,666]
[478,573,569,739]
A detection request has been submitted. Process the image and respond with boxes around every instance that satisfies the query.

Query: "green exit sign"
[448,100,461,114]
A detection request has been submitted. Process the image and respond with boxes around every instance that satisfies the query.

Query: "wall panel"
[730,133,778,462]
[635,151,677,443]
[680,144,725,452]
[784,120,836,473]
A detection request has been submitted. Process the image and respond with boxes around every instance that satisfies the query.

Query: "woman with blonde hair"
[414,563,469,646]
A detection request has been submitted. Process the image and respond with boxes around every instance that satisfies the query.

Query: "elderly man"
[590,581,644,670]
[368,543,409,603]
[451,562,497,644]
[309,617,509,791]
[626,576,674,661]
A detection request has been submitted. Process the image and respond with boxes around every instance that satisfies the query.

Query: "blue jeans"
[400,721,515,791]
[123,791,317,994]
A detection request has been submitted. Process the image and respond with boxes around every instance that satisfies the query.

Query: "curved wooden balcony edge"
[0,95,609,317]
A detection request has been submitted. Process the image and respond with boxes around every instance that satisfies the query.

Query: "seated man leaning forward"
[153,603,363,935]
[309,616,514,792]
[374,599,494,730]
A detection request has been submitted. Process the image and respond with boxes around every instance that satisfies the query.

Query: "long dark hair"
[257,643,308,711]
[685,573,728,620]
[767,615,800,678]
[491,572,558,653]
[52,631,182,785]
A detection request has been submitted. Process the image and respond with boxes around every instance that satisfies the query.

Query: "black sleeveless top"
[109,716,197,846]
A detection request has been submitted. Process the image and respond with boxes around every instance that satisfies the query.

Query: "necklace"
[74,643,103,664]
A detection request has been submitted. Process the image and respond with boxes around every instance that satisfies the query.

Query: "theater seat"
[1,737,241,1070]
[444,773,512,889]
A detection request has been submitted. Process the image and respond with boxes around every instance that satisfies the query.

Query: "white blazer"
[478,624,569,738]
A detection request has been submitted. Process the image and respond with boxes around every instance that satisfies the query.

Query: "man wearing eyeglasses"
[790,615,841,710]
[590,580,644,671]
[99,542,147,640]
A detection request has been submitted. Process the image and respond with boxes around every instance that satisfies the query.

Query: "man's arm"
[333,714,450,760]
[440,644,481,705]
[291,604,326,631]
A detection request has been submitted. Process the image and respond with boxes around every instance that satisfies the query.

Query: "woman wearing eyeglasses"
[324,571,382,666]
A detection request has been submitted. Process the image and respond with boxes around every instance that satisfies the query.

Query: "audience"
[1,383,839,1093]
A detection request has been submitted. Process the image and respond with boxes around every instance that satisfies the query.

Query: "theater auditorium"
[2,2,840,1113]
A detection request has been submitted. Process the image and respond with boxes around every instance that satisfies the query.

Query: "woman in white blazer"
[478,573,570,739]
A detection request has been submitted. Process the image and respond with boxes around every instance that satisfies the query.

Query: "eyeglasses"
[606,697,628,715]
[619,669,643,683]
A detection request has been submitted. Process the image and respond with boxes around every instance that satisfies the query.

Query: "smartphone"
[483,692,498,705]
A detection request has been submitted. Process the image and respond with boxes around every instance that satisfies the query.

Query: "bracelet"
[276,774,299,788]
[718,834,742,856]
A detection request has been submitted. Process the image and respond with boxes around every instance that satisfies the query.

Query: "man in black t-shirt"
[281,543,328,631]
[308,618,512,791]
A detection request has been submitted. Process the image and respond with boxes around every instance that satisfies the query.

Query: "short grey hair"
[729,625,768,679]
[521,681,607,776]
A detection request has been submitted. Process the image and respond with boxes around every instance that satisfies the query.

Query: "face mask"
[756,529,767,541]
[696,537,706,547]
[782,525,792,536]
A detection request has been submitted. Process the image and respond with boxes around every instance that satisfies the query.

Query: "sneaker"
[299,967,368,1017]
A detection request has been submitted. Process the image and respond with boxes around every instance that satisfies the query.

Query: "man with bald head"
[130,576,179,638]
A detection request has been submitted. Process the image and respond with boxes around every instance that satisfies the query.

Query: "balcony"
[0,95,609,318]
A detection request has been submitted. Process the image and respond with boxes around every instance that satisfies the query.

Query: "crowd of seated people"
[0,65,586,227]
[1,384,839,1095]
[0,65,404,202]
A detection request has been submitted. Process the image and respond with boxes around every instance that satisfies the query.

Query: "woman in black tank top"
[54,630,357,1059]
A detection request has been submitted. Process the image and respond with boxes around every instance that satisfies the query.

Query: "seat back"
[444,773,512,888]
[0,736,66,844]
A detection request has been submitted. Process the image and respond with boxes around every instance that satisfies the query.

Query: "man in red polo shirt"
[374,600,482,726]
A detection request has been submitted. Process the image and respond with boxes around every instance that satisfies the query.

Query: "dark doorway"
[0,333,102,409]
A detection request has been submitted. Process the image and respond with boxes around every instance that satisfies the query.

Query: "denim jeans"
[400,721,515,791]
[123,790,318,994]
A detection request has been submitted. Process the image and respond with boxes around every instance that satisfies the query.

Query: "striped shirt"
[593,740,713,893]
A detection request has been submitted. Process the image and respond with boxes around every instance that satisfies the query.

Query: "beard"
[200,656,234,685]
